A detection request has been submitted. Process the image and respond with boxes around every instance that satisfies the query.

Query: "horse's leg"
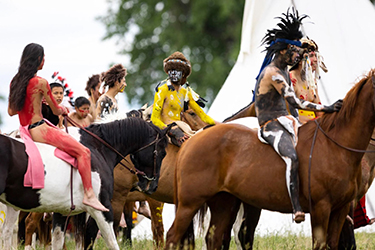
[122,201,134,245]
[327,204,351,250]
[52,213,67,250]
[338,202,356,250]
[338,218,356,250]
[24,212,44,250]
[84,216,99,250]
[17,211,29,245]
[87,210,119,250]
[165,200,205,249]
[72,213,86,250]
[39,213,53,249]
[237,203,262,250]
[147,197,164,249]
[310,201,331,250]
[111,196,127,236]
[206,193,241,250]
[1,206,19,250]
[111,161,136,234]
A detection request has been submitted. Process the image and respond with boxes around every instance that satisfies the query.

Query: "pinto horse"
[0,117,171,250]
[165,71,375,250]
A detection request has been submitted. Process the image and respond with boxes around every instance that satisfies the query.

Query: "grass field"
[17,231,375,249]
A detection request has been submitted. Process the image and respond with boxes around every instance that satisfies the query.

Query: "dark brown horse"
[84,108,208,249]
[165,71,375,250]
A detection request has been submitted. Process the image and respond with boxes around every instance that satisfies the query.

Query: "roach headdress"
[255,8,308,80]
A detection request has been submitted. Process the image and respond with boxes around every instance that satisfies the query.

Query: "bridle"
[131,131,162,181]
[307,79,375,216]
[65,115,164,180]
[61,115,165,232]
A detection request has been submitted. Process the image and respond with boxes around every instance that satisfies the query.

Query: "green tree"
[99,0,245,107]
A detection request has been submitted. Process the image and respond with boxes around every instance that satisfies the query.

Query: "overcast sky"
[0,0,131,133]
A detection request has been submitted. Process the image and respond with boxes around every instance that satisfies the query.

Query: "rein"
[63,117,75,236]
[65,115,150,177]
[308,119,375,216]
[132,133,161,181]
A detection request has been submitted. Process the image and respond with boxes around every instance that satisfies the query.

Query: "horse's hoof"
[138,205,151,219]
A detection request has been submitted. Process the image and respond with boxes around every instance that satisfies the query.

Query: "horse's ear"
[141,103,148,110]
[372,75,375,89]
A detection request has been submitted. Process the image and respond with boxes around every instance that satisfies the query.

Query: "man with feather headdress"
[254,8,342,223]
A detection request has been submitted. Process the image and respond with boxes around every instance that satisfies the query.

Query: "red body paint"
[18,76,93,190]
[42,127,92,189]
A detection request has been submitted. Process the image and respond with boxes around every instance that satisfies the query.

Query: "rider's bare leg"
[30,124,109,212]
[260,121,305,223]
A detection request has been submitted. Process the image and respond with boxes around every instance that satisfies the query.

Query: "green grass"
[15,232,375,249]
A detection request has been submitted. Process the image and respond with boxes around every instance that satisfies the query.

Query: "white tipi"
[208,0,375,121]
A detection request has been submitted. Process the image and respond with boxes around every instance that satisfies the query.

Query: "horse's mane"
[93,112,128,124]
[223,102,252,122]
[82,117,162,150]
[314,70,375,132]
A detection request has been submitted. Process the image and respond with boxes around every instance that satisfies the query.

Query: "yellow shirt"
[151,82,215,129]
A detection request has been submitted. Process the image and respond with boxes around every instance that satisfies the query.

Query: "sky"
[0,0,130,133]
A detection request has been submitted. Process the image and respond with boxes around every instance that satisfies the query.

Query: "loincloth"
[258,115,300,146]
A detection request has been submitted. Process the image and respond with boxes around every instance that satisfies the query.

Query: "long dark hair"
[9,43,44,111]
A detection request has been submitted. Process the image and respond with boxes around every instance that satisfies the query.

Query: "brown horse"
[165,71,375,250]
[224,109,375,249]
[233,133,375,250]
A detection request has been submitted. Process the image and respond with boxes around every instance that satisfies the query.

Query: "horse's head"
[130,122,173,194]
[181,109,208,131]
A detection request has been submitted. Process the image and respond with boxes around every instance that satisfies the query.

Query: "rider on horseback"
[254,9,342,223]
[151,51,216,145]
[8,43,108,212]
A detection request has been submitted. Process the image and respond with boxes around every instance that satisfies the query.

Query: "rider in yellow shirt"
[151,51,215,145]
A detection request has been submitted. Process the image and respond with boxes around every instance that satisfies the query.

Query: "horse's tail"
[73,213,86,249]
[197,203,209,237]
